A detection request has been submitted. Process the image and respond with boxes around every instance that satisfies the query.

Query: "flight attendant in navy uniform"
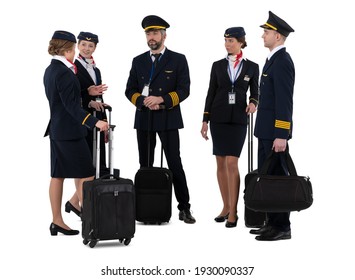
[44,31,109,236]
[200,27,259,228]
[125,15,196,223]
[63,32,111,217]
[252,11,295,241]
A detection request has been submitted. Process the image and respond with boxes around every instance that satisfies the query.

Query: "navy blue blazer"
[125,48,190,131]
[74,60,106,120]
[44,59,98,140]
[254,48,295,140]
[203,58,259,125]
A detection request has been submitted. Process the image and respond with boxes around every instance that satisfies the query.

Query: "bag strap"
[259,146,298,176]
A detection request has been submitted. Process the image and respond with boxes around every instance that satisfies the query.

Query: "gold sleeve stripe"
[204,112,210,115]
[82,113,91,125]
[131,93,141,106]
[250,98,259,104]
[275,119,291,130]
[169,91,179,107]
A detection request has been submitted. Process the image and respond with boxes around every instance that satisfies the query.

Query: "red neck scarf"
[66,59,77,74]
[228,51,243,68]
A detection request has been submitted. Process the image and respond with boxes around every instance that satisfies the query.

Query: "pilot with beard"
[125,15,196,224]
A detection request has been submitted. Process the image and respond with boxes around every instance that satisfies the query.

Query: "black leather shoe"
[179,209,196,224]
[249,225,271,235]
[214,213,229,223]
[65,201,81,217]
[255,228,291,241]
[49,223,79,236]
[225,216,238,228]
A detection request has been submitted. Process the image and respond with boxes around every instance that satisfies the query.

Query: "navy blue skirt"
[50,138,95,178]
[210,122,247,157]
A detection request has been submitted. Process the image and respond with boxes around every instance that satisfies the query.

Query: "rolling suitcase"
[134,109,173,224]
[244,114,266,228]
[82,120,135,248]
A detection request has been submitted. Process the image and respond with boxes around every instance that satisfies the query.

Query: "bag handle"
[259,146,298,176]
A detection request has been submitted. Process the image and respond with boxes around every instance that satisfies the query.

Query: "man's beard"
[148,39,163,51]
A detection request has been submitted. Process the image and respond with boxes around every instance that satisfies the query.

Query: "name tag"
[142,84,149,96]
[228,93,236,104]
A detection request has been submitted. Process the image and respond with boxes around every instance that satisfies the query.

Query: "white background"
[1,0,354,279]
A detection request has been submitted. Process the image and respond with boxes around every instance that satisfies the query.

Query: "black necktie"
[152,53,161,67]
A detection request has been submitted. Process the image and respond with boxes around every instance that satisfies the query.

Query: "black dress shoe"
[255,228,291,241]
[225,216,238,228]
[49,223,79,236]
[65,201,81,217]
[214,213,229,223]
[249,224,271,235]
[179,209,196,224]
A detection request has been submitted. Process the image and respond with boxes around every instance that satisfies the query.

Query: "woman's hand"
[200,122,209,140]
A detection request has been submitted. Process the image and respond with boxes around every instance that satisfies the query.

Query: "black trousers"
[137,129,191,211]
[258,139,291,231]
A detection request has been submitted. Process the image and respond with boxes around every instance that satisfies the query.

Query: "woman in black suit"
[201,27,259,228]
[64,32,110,217]
[44,31,109,235]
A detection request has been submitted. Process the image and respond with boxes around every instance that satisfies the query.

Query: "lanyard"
[227,60,243,91]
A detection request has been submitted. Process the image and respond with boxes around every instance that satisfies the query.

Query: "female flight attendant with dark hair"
[201,27,259,228]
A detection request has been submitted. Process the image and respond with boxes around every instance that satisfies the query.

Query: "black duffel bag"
[244,148,313,212]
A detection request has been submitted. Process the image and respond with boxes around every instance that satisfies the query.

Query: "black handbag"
[244,149,313,212]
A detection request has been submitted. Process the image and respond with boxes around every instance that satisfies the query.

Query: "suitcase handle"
[98,173,120,181]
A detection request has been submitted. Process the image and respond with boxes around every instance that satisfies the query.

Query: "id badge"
[228,92,236,104]
[142,84,149,96]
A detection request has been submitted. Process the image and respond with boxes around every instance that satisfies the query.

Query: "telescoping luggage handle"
[147,106,166,168]
[93,104,115,179]
[247,113,254,173]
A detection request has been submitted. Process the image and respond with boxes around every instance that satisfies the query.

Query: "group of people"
[44,11,296,242]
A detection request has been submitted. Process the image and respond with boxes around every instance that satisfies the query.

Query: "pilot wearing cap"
[253,11,296,241]
[125,15,196,224]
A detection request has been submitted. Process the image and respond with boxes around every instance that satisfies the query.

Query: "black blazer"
[203,58,259,125]
[254,48,295,140]
[125,48,190,131]
[44,59,98,140]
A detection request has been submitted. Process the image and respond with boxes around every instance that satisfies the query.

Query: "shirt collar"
[53,55,76,74]
[150,46,166,57]
[268,45,285,60]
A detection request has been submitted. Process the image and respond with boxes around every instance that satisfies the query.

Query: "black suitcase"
[134,109,173,224]
[82,121,135,248]
[244,114,266,228]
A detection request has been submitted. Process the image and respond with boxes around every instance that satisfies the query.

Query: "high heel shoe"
[65,201,81,217]
[214,213,229,223]
[49,223,79,236]
[225,215,239,228]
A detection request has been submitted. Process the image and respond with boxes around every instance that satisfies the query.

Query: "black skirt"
[50,138,95,178]
[210,122,247,157]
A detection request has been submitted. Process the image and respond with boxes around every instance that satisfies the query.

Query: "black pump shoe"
[49,223,79,236]
[214,213,229,223]
[225,216,238,228]
[65,201,81,217]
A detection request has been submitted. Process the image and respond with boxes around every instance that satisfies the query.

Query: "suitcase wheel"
[89,240,98,248]
[119,238,131,246]
[83,238,89,245]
